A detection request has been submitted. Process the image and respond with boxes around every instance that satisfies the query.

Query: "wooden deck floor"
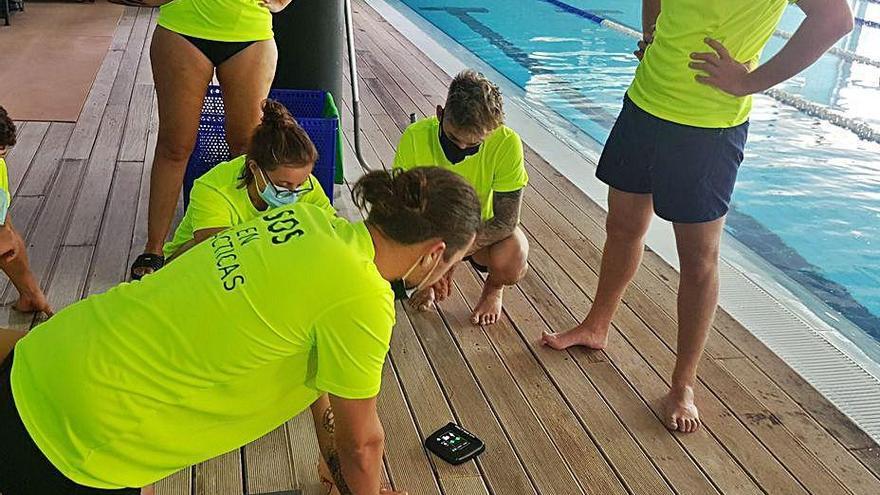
[3,3,880,494]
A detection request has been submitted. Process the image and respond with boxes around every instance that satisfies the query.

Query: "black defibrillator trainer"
[424,422,485,465]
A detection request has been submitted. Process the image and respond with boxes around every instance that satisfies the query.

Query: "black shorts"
[0,352,139,495]
[596,94,749,223]
[465,256,489,274]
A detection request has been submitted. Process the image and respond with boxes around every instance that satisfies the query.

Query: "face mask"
[258,168,301,208]
[391,251,442,301]
[439,118,480,164]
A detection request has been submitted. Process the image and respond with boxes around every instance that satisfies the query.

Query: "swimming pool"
[393,0,880,347]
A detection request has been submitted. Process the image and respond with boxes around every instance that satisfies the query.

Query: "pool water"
[396,0,880,341]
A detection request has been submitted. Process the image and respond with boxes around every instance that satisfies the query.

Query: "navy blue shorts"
[596,94,749,223]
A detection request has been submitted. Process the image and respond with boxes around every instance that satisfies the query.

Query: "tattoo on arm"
[326,448,353,495]
[320,405,352,494]
[322,406,335,434]
[472,189,523,253]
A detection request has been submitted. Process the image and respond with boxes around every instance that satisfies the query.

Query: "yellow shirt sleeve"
[313,292,394,399]
[491,132,528,193]
[393,127,417,171]
[188,181,237,233]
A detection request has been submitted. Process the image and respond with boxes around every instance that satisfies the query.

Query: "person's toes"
[676,417,687,432]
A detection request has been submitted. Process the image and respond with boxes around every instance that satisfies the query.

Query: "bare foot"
[471,284,503,326]
[541,319,609,350]
[661,386,700,433]
[14,291,53,318]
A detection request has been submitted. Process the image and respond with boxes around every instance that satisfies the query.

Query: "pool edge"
[365,0,880,443]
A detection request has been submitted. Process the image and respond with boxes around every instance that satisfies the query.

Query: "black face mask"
[439,119,480,164]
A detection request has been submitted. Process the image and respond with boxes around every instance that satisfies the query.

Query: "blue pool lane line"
[537,0,640,38]
[855,16,880,30]
[421,6,619,127]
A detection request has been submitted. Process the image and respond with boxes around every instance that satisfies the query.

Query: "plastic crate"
[183,87,339,207]
[199,86,327,119]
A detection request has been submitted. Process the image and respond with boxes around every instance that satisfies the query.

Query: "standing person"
[394,69,529,326]
[130,0,295,279]
[0,167,481,495]
[163,99,342,262]
[0,106,52,318]
[543,0,853,433]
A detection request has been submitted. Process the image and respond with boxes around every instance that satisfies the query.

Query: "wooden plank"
[119,85,154,162]
[15,123,75,197]
[522,156,878,489]
[387,303,490,494]
[452,269,634,495]
[353,1,451,98]
[720,357,880,494]
[128,90,159,269]
[340,66,396,170]
[108,7,153,106]
[506,236,736,494]
[286,411,324,495]
[353,12,443,115]
[3,158,87,305]
[244,426,296,494]
[155,468,192,495]
[582,360,722,495]
[712,307,878,451]
[85,161,141,295]
[378,360,443,495]
[42,245,92,312]
[134,8,158,87]
[519,209,810,494]
[0,196,42,330]
[195,450,244,495]
[110,6,138,52]
[65,50,124,160]
[63,103,126,246]
[5,121,49,196]
[525,143,880,455]
[522,168,743,361]
[431,278,585,495]
[699,360,849,494]
[403,306,536,494]
[853,447,880,480]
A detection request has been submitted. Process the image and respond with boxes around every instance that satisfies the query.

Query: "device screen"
[436,430,472,453]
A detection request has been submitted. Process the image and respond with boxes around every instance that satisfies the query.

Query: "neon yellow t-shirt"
[158,0,273,42]
[628,0,791,128]
[11,207,394,489]
[0,158,9,223]
[164,155,338,258]
[393,117,527,221]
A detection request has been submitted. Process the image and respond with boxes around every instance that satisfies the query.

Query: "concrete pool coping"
[369,0,880,442]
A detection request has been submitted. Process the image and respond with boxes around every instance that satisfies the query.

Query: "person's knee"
[489,230,529,285]
[679,248,719,284]
[606,213,648,244]
[155,137,196,164]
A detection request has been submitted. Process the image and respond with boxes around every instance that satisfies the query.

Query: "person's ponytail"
[240,99,319,187]
[353,167,481,258]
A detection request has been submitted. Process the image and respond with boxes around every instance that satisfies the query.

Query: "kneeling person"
[161,99,341,265]
[0,167,481,495]
[394,69,529,325]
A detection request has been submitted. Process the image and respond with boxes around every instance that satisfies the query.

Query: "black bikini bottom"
[180,34,258,66]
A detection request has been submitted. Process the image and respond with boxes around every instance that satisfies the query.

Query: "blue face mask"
[258,168,306,208]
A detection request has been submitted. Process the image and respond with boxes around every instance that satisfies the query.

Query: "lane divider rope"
[538,0,880,144]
